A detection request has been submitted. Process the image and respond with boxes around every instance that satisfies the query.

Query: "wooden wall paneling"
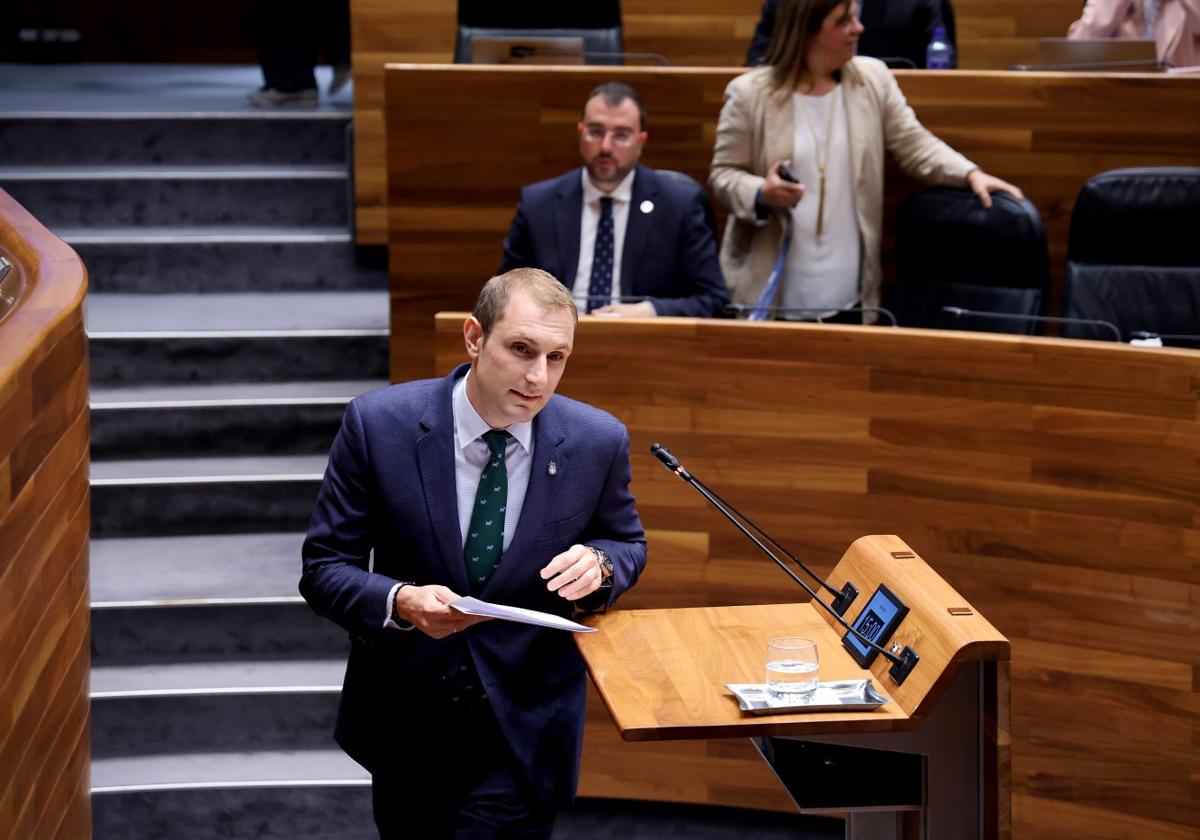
[389,65,1200,382]
[432,314,1200,838]
[0,188,91,840]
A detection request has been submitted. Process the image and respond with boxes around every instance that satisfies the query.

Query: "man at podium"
[301,268,647,838]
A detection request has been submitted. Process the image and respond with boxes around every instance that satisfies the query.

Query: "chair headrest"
[1068,167,1200,267]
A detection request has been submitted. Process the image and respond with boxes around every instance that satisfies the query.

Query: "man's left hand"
[541,544,604,600]
[591,301,657,317]
[966,169,1025,209]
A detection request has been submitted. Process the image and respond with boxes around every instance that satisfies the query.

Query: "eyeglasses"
[581,125,639,146]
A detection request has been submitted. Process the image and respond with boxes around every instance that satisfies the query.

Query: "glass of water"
[766,637,820,699]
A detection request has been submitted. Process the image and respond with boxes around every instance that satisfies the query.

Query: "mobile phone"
[777,161,799,183]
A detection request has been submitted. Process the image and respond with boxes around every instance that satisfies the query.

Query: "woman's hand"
[966,169,1024,209]
[761,161,806,209]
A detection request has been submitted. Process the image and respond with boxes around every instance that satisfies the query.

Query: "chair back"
[1062,167,1200,343]
[890,187,1049,334]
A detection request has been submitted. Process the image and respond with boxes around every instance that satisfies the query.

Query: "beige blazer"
[1068,0,1200,68]
[708,58,976,312]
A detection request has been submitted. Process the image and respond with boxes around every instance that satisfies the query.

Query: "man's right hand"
[761,161,806,209]
[393,584,490,639]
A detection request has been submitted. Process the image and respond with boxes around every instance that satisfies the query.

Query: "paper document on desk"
[450,596,598,633]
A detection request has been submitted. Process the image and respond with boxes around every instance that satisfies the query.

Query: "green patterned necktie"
[464,429,510,594]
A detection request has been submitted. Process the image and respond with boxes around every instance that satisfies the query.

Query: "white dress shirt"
[386,371,534,628]
[572,168,636,308]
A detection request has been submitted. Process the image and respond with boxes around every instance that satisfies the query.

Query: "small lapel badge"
[640,200,654,215]
[547,460,558,476]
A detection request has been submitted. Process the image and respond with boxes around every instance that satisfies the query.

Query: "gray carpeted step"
[66,229,385,294]
[0,165,349,228]
[87,292,389,385]
[0,115,348,166]
[90,533,350,661]
[90,380,381,459]
[92,686,341,758]
[92,750,372,840]
[91,455,327,537]
[91,659,344,757]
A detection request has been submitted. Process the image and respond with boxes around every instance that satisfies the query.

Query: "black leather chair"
[888,187,1050,334]
[454,0,624,65]
[1062,167,1200,345]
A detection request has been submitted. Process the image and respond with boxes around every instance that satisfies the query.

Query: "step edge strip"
[88,328,389,339]
[91,473,324,486]
[92,685,340,699]
[91,778,369,795]
[90,396,356,409]
[92,596,307,609]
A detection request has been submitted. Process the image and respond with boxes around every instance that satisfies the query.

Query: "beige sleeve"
[708,78,768,224]
[879,69,976,186]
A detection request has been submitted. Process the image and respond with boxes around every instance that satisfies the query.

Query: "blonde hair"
[473,268,578,338]
[765,0,852,95]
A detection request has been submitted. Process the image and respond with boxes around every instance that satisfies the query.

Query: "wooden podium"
[577,535,1011,840]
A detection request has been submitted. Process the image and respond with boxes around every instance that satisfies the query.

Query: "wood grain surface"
[433,313,1200,839]
[0,189,91,838]
[576,535,1008,740]
[351,0,1091,241]
[384,65,1200,382]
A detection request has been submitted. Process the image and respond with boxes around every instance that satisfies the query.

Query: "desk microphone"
[940,306,1123,341]
[725,303,899,326]
[650,443,920,685]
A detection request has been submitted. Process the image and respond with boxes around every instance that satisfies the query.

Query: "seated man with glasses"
[500,82,730,318]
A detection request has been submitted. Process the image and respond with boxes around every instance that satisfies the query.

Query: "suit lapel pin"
[548,460,558,476]
[640,200,654,214]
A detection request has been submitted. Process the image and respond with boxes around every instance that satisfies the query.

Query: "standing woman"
[709,0,1022,319]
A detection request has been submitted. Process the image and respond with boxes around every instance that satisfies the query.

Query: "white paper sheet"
[450,596,598,633]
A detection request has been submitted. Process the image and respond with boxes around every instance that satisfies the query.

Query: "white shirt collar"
[581,166,636,206]
[453,370,533,454]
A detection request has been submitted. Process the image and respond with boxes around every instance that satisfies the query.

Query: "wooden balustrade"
[0,188,91,840]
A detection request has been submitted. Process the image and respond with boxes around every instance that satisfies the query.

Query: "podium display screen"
[841,583,908,667]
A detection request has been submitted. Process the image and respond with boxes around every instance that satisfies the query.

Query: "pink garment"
[1068,0,1200,67]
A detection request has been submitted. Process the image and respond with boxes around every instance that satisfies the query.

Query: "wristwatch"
[586,545,614,586]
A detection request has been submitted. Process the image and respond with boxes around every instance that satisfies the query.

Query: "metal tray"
[725,679,888,715]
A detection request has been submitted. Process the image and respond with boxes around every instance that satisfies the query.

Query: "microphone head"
[650,443,680,470]
[941,306,966,317]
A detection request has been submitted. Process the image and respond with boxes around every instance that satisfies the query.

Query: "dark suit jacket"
[500,164,730,318]
[300,364,647,807]
[745,0,953,70]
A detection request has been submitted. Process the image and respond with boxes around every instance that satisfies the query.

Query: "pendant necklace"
[798,87,838,237]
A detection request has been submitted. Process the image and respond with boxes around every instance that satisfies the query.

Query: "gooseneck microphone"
[650,443,919,685]
[940,306,1122,341]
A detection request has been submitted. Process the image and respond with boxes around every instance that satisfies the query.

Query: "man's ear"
[463,316,484,360]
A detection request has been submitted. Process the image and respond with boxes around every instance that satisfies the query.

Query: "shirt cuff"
[385,582,416,630]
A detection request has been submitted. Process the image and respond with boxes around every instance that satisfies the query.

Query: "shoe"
[329,63,351,96]
[247,87,319,108]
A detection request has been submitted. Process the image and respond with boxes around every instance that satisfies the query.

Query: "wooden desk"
[0,189,90,839]
[352,0,1091,241]
[386,65,1200,382]
[434,313,1200,839]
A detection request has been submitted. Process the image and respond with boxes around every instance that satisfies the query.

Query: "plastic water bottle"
[926,26,953,69]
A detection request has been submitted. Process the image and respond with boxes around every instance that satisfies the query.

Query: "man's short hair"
[582,81,647,130]
[473,268,578,338]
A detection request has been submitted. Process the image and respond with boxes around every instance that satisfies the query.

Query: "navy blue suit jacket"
[300,365,647,807]
[500,164,730,318]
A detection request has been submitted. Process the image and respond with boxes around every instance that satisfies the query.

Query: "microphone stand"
[651,444,920,686]
[940,306,1122,341]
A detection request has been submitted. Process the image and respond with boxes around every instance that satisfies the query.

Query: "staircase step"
[0,115,348,166]
[63,228,385,294]
[92,659,345,758]
[92,685,341,758]
[92,751,372,840]
[91,456,326,537]
[0,164,349,228]
[90,380,380,459]
[86,291,388,332]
